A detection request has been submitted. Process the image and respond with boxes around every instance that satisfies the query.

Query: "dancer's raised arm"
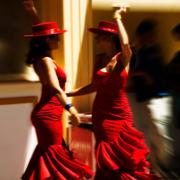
[23,0,41,24]
[114,5,132,64]
[66,79,96,97]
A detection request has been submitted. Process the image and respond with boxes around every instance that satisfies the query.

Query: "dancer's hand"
[71,113,81,127]
[23,0,34,11]
[69,107,81,126]
[22,0,41,24]
[114,5,127,16]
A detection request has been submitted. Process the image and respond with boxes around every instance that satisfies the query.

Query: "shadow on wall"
[0,0,37,81]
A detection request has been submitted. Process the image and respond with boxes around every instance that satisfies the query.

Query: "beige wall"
[63,0,94,113]
[0,82,41,180]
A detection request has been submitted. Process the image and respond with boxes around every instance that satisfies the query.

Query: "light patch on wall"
[92,0,180,12]
[25,66,39,82]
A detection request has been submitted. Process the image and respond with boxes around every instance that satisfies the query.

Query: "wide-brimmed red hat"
[88,21,118,35]
[24,22,67,38]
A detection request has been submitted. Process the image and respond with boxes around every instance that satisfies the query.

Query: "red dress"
[21,62,94,180]
[92,53,159,180]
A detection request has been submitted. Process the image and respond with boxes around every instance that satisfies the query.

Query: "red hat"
[24,22,67,38]
[88,21,118,35]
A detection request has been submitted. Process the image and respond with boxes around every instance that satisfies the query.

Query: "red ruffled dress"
[92,53,159,180]
[21,62,94,180]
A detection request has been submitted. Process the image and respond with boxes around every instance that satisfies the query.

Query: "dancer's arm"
[66,80,96,97]
[36,57,80,126]
[23,0,41,24]
[114,6,132,67]
[66,55,101,97]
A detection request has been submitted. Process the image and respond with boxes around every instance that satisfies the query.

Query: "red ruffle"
[96,122,159,180]
[21,145,94,180]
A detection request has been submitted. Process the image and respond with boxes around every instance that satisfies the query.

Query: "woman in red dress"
[21,1,94,179]
[66,6,159,180]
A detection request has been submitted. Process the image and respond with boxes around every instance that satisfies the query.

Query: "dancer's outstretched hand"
[71,113,81,127]
[23,0,34,11]
[22,0,41,24]
[114,5,127,16]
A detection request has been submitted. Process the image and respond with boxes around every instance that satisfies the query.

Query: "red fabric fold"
[22,62,94,180]
[96,122,159,180]
[21,145,94,180]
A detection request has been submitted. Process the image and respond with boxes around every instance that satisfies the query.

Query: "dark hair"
[113,34,121,52]
[26,35,55,65]
[136,18,158,37]
[105,32,121,52]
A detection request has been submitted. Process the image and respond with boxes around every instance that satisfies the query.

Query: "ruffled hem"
[21,144,94,180]
[96,122,159,180]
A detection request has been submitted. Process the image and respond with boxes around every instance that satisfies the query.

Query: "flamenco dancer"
[21,0,94,179]
[66,5,159,180]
